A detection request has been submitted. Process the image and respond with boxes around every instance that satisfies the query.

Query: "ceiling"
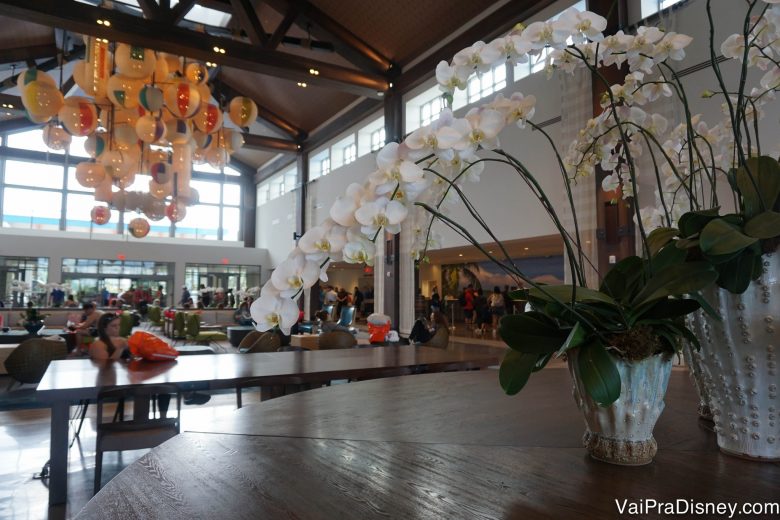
[0,0,556,172]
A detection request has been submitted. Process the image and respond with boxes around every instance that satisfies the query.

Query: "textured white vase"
[693,253,780,461]
[569,352,672,465]
[681,333,714,421]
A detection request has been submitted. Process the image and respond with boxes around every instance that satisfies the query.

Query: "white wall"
[255,190,297,273]
[0,228,268,301]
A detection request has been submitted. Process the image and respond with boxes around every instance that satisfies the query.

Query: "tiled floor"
[0,330,507,520]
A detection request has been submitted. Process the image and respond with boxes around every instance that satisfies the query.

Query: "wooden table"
[77,369,780,519]
[289,334,372,349]
[37,345,500,505]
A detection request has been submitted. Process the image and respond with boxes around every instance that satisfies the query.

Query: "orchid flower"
[354,197,408,236]
[298,219,347,262]
[270,249,320,298]
[250,292,300,335]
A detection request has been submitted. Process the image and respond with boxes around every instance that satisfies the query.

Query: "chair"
[147,306,163,330]
[93,384,181,495]
[423,327,450,349]
[4,339,67,386]
[318,331,357,350]
[185,313,228,345]
[337,306,356,332]
[323,304,335,321]
[172,312,187,340]
[237,330,263,351]
[242,332,280,353]
[118,312,134,338]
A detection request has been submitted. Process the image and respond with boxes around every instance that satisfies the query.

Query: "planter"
[693,253,780,461]
[568,352,672,465]
[681,320,714,421]
[23,321,44,335]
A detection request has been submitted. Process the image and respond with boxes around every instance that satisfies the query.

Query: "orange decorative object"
[128,331,179,361]
[367,322,391,343]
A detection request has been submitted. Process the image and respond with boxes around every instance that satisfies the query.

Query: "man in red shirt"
[463,284,475,328]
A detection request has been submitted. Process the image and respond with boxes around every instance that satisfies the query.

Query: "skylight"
[184,5,232,28]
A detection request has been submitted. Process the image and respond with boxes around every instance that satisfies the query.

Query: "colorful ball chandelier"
[19,37,257,237]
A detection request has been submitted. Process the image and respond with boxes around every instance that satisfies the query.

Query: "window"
[370,128,386,152]
[6,129,64,155]
[175,204,220,240]
[320,157,331,175]
[641,0,684,18]
[222,207,241,241]
[466,63,507,104]
[420,97,445,127]
[309,150,329,180]
[2,188,62,230]
[343,143,357,165]
[190,179,221,204]
[0,256,49,307]
[5,160,64,190]
[65,193,99,233]
[257,166,295,206]
[223,184,242,206]
[514,0,587,81]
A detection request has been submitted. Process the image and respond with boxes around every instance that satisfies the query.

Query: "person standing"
[353,286,364,317]
[489,286,506,335]
[180,286,191,306]
[463,284,475,328]
[51,286,65,307]
[430,287,441,313]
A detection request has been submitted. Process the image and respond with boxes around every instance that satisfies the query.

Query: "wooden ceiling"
[0,0,557,170]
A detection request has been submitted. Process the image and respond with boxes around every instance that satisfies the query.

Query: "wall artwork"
[440,256,564,297]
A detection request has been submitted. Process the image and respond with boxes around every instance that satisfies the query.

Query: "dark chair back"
[244,332,281,353]
[318,331,357,350]
[423,328,450,349]
[337,306,356,327]
[4,339,67,384]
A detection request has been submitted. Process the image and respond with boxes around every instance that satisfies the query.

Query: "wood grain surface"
[76,369,780,519]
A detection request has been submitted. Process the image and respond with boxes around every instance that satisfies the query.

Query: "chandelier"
[18,36,258,238]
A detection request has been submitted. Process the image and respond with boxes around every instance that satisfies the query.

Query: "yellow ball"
[228,96,257,127]
[22,81,64,118]
[185,62,209,84]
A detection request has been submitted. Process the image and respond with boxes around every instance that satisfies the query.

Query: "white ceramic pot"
[681,329,714,421]
[693,253,780,461]
[568,352,672,465]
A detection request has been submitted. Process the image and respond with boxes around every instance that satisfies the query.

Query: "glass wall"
[0,129,244,242]
[0,256,49,307]
[61,258,174,306]
[184,263,261,306]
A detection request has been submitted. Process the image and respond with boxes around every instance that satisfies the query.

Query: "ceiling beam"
[268,7,296,50]
[255,154,295,183]
[170,0,196,24]
[302,97,381,152]
[216,78,307,140]
[229,0,268,47]
[0,44,60,65]
[262,0,393,73]
[0,0,387,98]
[136,0,161,20]
[397,0,557,94]
[243,133,298,152]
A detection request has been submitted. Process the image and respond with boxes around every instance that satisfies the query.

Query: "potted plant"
[249,4,725,466]
[20,301,48,335]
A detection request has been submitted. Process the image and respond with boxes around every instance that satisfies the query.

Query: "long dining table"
[36,345,502,505]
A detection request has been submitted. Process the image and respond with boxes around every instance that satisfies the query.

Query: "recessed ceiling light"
[309,68,319,75]
[488,250,493,254]
[524,247,529,250]
[297,82,307,88]
[458,253,463,257]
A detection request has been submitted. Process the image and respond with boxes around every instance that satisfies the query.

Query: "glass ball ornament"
[17,68,57,90]
[113,106,146,126]
[185,62,208,84]
[128,217,151,238]
[223,128,245,153]
[192,147,207,165]
[75,161,106,188]
[101,150,129,177]
[113,171,136,189]
[194,103,222,134]
[166,201,187,222]
[206,147,229,169]
[115,44,157,79]
[143,196,166,221]
[150,161,171,184]
[85,132,107,159]
[192,130,213,149]
[107,74,143,109]
[135,114,166,143]
[42,124,72,151]
[58,97,98,136]
[113,123,139,148]
[139,85,164,112]
[179,187,200,206]
[228,96,258,128]
[21,80,64,119]
[164,119,192,145]
[163,81,201,119]
[149,179,172,200]
[90,205,111,225]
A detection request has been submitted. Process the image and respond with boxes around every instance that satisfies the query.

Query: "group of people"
[180,285,240,310]
[460,284,516,335]
[321,285,372,320]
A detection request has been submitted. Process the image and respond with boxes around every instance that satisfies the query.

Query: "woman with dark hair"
[89,313,128,361]
[409,310,449,344]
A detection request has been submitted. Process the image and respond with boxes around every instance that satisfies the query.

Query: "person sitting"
[74,302,103,349]
[89,313,129,361]
[63,294,79,308]
[234,301,253,326]
[409,311,449,344]
[315,310,350,333]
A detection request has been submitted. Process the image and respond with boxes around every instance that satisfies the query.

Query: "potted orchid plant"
[250,1,779,464]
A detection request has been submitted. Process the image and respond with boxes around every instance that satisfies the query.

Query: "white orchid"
[329,182,365,227]
[452,41,501,73]
[521,20,570,51]
[721,34,745,59]
[455,108,505,152]
[370,142,425,196]
[354,196,408,235]
[405,109,469,161]
[270,249,320,298]
[298,219,347,262]
[436,61,470,92]
[250,292,300,335]
[343,229,377,266]
[557,7,607,42]
[654,32,693,61]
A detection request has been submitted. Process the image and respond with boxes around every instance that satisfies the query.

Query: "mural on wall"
[441,256,564,297]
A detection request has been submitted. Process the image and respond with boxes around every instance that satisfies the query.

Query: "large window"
[641,0,684,18]
[309,150,330,180]
[61,257,174,305]
[0,128,244,242]
[0,256,49,307]
[466,63,507,104]
[257,165,297,207]
[184,263,261,306]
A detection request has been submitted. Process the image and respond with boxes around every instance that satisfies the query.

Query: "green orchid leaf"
[631,262,719,307]
[716,249,757,294]
[744,211,780,239]
[508,288,529,300]
[735,156,780,218]
[499,350,539,395]
[555,322,587,358]
[646,227,679,256]
[498,312,568,354]
[576,340,621,406]
[651,243,687,272]
[699,219,757,256]
[634,298,700,321]
[678,208,720,237]
[532,352,553,372]
[600,256,644,302]
[690,292,720,321]
[528,285,617,307]
[675,238,700,249]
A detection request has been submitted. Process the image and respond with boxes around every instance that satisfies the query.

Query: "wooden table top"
[36,346,501,401]
[76,369,780,519]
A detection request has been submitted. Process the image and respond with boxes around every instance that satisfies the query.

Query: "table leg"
[49,402,69,505]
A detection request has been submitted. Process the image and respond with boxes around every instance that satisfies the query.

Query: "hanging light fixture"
[19,36,257,238]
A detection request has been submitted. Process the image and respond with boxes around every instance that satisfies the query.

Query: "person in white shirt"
[488,286,506,333]
[324,286,339,305]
